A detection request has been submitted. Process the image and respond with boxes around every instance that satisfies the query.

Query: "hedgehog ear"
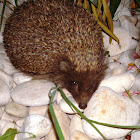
[59,61,70,72]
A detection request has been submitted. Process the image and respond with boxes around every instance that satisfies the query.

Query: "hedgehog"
[3,0,107,109]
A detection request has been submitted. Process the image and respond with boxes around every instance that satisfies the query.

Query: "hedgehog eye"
[70,81,79,92]
[71,81,76,86]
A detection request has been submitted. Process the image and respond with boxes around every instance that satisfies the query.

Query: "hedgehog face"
[65,72,104,109]
[59,60,106,109]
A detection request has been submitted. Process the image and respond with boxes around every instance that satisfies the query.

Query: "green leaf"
[48,88,65,140]
[14,0,18,6]
[109,0,121,18]
[0,128,17,140]
[89,0,98,7]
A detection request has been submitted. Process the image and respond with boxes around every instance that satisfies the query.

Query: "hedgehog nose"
[79,103,87,109]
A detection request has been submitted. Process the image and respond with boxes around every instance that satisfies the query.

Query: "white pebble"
[18,114,51,139]
[45,127,57,140]
[0,43,6,53]
[82,87,139,139]
[23,138,43,140]
[130,73,140,92]
[113,3,131,21]
[120,16,140,40]
[2,122,18,135]
[5,101,29,118]
[117,51,135,67]
[0,53,18,75]
[0,107,3,118]
[11,80,56,106]
[59,96,84,114]
[108,62,126,75]
[0,69,14,89]
[69,115,84,136]
[0,120,9,131]
[107,54,121,63]
[132,94,140,105]
[100,72,135,93]
[0,80,10,106]
[23,138,42,140]
[103,27,132,56]
[136,42,140,56]
[16,118,25,128]
[131,130,140,140]
[130,39,139,51]
[135,58,140,69]
[13,72,32,85]
[70,131,92,140]
[1,111,19,122]
[29,105,48,116]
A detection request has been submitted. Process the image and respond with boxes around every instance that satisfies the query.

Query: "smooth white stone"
[120,15,138,27]
[107,54,121,63]
[134,14,140,20]
[0,69,14,89]
[113,4,131,21]
[135,58,140,69]
[0,34,3,43]
[82,87,139,139]
[121,0,133,8]
[0,43,6,53]
[100,72,135,93]
[18,114,51,139]
[46,104,70,140]
[23,138,43,140]
[0,80,10,106]
[70,131,92,140]
[2,122,18,135]
[117,51,135,67]
[11,80,56,106]
[103,27,132,56]
[136,43,140,56]
[59,96,84,114]
[131,130,140,140]
[108,62,126,75]
[0,107,3,118]
[130,39,139,51]
[136,20,140,29]
[45,127,57,140]
[16,118,25,128]
[0,53,18,75]
[5,101,29,118]
[29,105,48,116]
[13,72,32,85]
[0,120,9,130]
[0,121,19,140]
[56,88,72,104]
[69,115,84,136]
[1,111,20,122]
[130,74,140,92]
[113,138,124,140]
[132,95,140,105]
[104,68,112,79]
[113,21,120,27]
[120,16,140,40]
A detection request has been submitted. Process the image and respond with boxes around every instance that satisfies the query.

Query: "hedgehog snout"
[79,102,87,109]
